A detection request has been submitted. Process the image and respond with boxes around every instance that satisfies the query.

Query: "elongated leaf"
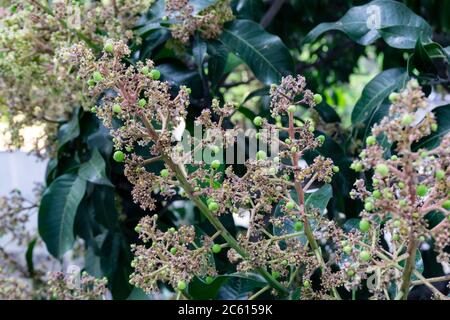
[220,19,294,84]
[351,68,408,125]
[207,41,229,88]
[39,174,87,258]
[305,184,333,214]
[25,238,37,276]
[413,104,450,150]
[79,148,113,186]
[303,0,432,49]
[57,107,80,149]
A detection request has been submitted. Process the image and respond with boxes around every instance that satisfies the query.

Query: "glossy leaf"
[79,148,113,186]
[38,174,87,258]
[413,104,450,150]
[220,19,295,84]
[303,0,432,49]
[351,68,408,125]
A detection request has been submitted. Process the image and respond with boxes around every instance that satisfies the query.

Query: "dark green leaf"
[57,107,80,149]
[413,104,450,150]
[25,238,37,276]
[220,19,295,84]
[38,174,87,258]
[79,148,113,186]
[351,68,408,125]
[303,0,432,49]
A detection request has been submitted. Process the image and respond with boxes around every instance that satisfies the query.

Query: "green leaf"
[202,273,267,300]
[413,104,450,150]
[207,41,229,88]
[57,107,80,149]
[305,184,333,214]
[343,218,360,233]
[25,238,37,277]
[410,40,447,76]
[38,174,87,258]
[242,86,270,103]
[351,68,408,125]
[303,0,432,49]
[219,19,295,84]
[79,148,113,186]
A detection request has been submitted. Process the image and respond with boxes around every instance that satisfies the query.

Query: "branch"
[260,0,285,28]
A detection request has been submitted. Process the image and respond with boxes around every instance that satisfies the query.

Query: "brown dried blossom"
[165,0,234,44]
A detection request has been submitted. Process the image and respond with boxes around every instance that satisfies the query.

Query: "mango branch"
[139,113,289,296]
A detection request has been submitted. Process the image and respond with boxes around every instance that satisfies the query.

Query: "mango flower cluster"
[0,0,154,155]
[165,0,234,44]
[348,80,450,298]
[43,271,108,300]
[62,40,354,298]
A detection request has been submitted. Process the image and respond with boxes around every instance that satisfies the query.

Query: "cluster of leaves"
[1,0,450,300]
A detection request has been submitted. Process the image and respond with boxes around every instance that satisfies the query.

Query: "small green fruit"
[389,92,399,103]
[150,69,160,80]
[375,164,389,177]
[113,150,125,162]
[160,169,169,178]
[332,166,339,173]
[303,280,311,288]
[177,280,187,291]
[294,221,303,231]
[255,132,261,140]
[401,114,414,126]
[398,182,405,189]
[318,135,325,143]
[313,93,323,104]
[271,271,280,279]
[359,219,370,232]
[290,146,298,153]
[286,202,295,210]
[442,199,450,210]
[104,43,114,53]
[416,185,428,197]
[138,98,146,107]
[287,105,296,113]
[373,190,381,199]
[431,123,438,132]
[390,155,398,161]
[87,79,95,87]
[141,66,150,75]
[392,234,400,241]
[253,116,263,127]
[208,202,219,212]
[205,276,214,285]
[347,270,355,277]
[212,244,222,253]
[435,170,445,180]
[364,201,374,212]
[92,71,103,82]
[366,135,376,146]
[343,246,352,255]
[393,220,401,228]
[256,150,267,160]
[359,250,371,262]
[112,104,122,113]
[353,163,363,172]
[211,159,221,170]
[170,247,177,254]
